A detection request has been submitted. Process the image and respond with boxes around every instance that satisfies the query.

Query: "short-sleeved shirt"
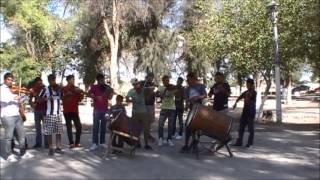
[0,84,20,117]
[185,83,207,106]
[209,82,231,111]
[61,85,82,113]
[39,86,62,116]
[88,84,113,112]
[157,86,176,110]
[240,89,257,116]
[127,89,147,113]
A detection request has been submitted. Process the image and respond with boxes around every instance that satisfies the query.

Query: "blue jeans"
[92,111,107,144]
[1,115,25,159]
[34,111,48,147]
[158,109,175,140]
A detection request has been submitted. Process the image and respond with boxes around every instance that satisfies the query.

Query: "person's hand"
[30,102,35,109]
[14,96,20,101]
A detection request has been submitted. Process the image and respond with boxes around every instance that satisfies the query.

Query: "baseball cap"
[130,78,139,85]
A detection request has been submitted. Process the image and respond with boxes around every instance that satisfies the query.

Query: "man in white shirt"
[0,73,26,162]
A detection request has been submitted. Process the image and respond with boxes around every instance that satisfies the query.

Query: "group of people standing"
[0,70,257,161]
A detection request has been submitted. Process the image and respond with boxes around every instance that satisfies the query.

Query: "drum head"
[186,104,199,127]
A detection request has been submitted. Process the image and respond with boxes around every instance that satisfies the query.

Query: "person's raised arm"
[233,91,246,109]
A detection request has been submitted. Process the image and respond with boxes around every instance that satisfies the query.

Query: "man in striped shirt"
[38,74,64,156]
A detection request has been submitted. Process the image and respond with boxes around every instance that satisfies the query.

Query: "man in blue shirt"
[180,72,207,153]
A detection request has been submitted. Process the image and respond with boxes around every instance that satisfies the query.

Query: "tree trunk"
[110,46,119,91]
[202,67,207,85]
[254,73,262,111]
[257,79,272,120]
[237,74,243,95]
[102,0,120,92]
[284,74,292,104]
[60,68,66,85]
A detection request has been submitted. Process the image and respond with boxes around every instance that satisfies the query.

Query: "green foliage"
[0,43,43,85]
[183,0,319,84]
[134,28,180,83]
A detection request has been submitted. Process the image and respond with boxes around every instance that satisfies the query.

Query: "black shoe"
[48,149,54,156]
[144,145,153,150]
[69,144,75,149]
[180,145,189,153]
[136,143,141,148]
[33,144,41,148]
[55,148,64,154]
[245,144,252,148]
[232,143,242,147]
[148,135,156,143]
[11,140,15,150]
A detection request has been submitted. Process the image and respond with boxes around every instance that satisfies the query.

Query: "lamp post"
[267,0,282,124]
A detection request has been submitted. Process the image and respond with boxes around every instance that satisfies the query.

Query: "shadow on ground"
[1,121,319,180]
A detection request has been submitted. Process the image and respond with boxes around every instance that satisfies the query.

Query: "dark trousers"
[236,113,255,145]
[173,108,184,136]
[158,109,175,140]
[64,112,82,145]
[1,115,26,159]
[34,111,48,147]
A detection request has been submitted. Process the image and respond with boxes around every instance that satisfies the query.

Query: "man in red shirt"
[88,74,114,150]
[62,75,84,148]
[29,77,48,148]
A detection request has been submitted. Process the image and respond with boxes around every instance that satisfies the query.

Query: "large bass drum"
[186,104,232,142]
[109,113,143,142]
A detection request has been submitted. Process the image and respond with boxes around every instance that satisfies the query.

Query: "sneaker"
[245,143,252,148]
[90,144,98,151]
[21,152,34,159]
[0,156,6,163]
[55,148,64,154]
[69,144,75,149]
[168,139,174,146]
[48,149,54,156]
[100,143,108,148]
[144,145,153,150]
[7,154,18,162]
[158,138,163,146]
[175,135,182,140]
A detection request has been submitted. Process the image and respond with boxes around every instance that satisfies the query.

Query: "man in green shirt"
[126,78,152,150]
[156,75,177,147]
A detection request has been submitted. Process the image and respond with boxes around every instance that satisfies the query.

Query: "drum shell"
[187,104,232,141]
[109,114,142,139]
